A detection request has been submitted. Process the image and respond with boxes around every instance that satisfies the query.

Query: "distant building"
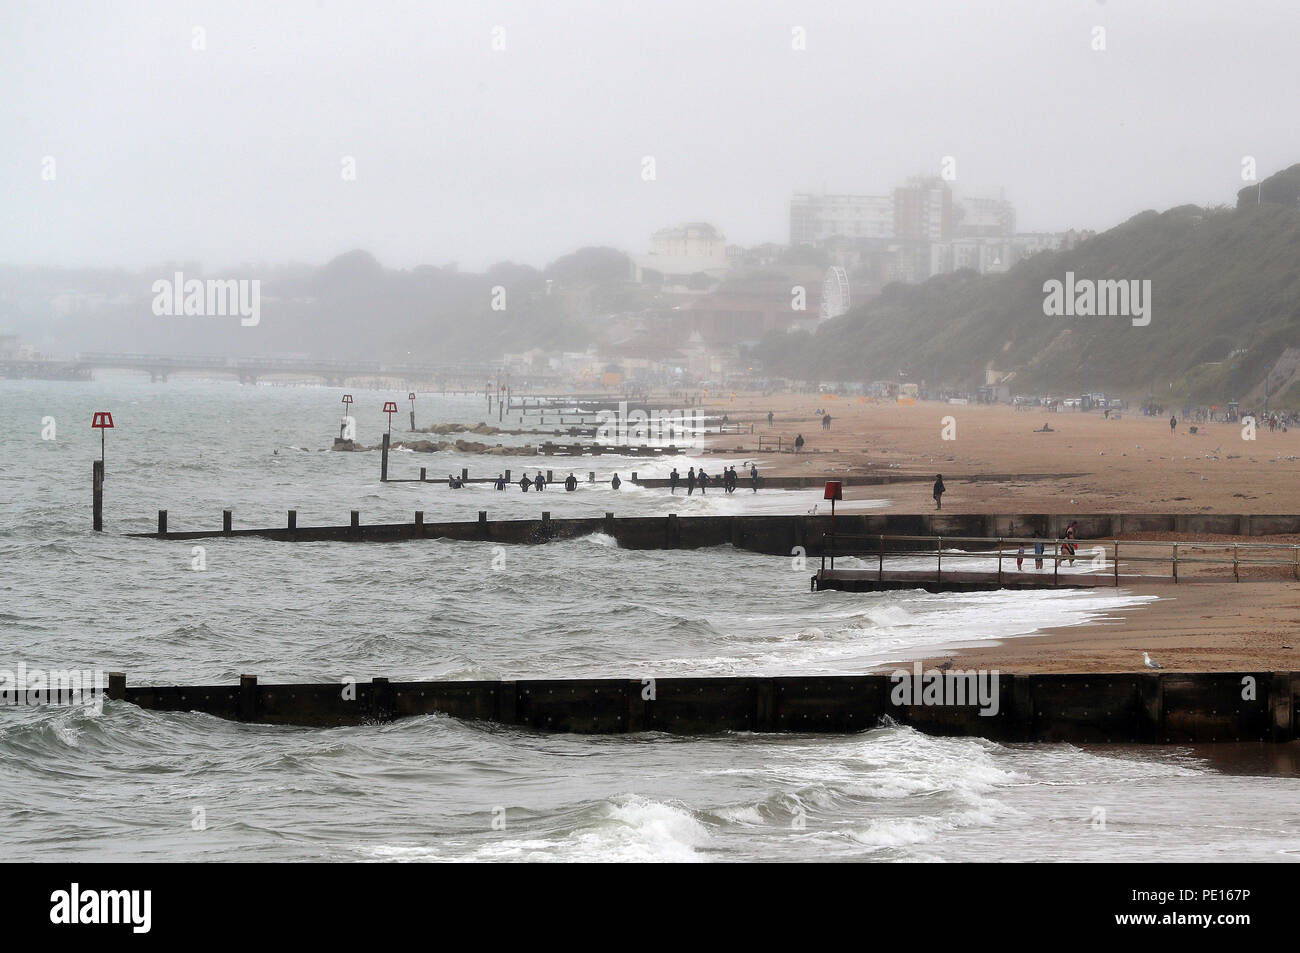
[790,193,893,244]
[953,190,1015,238]
[633,222,731,290]
[893,176,953,242]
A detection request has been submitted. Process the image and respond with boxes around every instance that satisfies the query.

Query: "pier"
[104,670,1299,743]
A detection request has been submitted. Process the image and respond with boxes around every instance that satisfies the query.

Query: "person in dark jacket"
[519,473,530,492]
[669,468,680,494]
[933,474,946,510]
[494,473,506,490]
[794,433,805,453]
[610,473,622,490]
[564,472,578,491]
[750,463,759,492]
[687,466,696,495]
[534,472,546,491]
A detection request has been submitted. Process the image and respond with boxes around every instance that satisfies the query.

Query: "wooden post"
[1233,543,1239,583]
[223,509,232,535]
[420,467,426,482]
[238,674,257,721]
[381,432,390,482]
[92,460,104,532]
[1172,542,1179,583]
[414,511,424,532]
[478,511,488,538]
[1053,541,1058,586]
[1113,540,1119,586]
[632,471,638,483]
[351,510,360,539]
[157,510,167,536]
[288,510,297,530]
[107,672,126,701]
[996,538,1002,585]
[878,535,884,582]
[461,467,468,482]
[605,511,615,537]
[937,536,942,583]
[546,469,553,483]
[504,469,511,483]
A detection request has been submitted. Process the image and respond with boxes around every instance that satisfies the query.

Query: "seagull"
[1142,652,1163,670]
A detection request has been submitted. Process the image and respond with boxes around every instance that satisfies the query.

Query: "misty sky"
[4,0,1300,273]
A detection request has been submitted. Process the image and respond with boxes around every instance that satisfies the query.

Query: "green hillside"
[756,165,1300,408]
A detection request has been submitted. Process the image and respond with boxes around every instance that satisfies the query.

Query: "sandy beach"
[706,393,1300,514]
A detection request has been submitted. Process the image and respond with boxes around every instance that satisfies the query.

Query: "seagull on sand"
[1142,652,1163,670]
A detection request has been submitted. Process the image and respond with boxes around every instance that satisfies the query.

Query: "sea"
[1,377,1296,862]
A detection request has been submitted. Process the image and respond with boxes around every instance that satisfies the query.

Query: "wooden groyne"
[129,511,1300,554]
[104,671,1299,743]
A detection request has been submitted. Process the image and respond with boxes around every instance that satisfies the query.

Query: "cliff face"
[1237,163,1300,210]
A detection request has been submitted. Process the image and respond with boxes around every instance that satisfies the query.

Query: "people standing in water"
[933,473,945,510]
[534,472,546,491]
[669,467,680,494]
[750,463,759,492]
[697,468,709,494]
[687,466,697,495]
[494,473,506,491]
[610,473,622,490]
[564,472,578,491]
[519,472,531,492]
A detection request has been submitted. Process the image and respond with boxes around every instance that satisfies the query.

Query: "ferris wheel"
[820,266,850,320]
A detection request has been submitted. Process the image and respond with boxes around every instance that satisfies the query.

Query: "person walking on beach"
[669,467,680,494]
[794,433,805,453]
[1170,415,1177,434]
[610,473,622,490]
[519,472,531,492]
[1062,520,1078,566]
[564,472,578,491]
[822,413,832,431]
[767,410,774,428]
[750,463,759,492]
[932,473,945,510]
[687,466,696,495]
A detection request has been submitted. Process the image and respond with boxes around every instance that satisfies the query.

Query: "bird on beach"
[1142,652,1163,670]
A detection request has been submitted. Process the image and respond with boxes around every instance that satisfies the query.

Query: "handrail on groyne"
[818,532,1300,588]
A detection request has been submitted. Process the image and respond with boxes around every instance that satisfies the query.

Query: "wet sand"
[892,580,1300,673]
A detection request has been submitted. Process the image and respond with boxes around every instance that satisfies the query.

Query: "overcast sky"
[4,0,1299,273]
